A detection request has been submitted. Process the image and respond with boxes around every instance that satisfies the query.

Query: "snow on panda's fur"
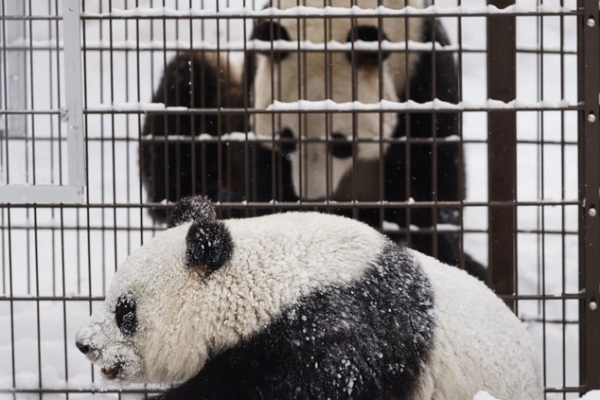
[76,196,541,400]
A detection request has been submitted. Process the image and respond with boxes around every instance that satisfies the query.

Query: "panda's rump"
[411,250,543,400]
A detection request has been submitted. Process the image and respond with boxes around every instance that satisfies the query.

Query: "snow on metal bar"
[139,132,463,142]
[267,99,573,111]
[10,39,577,54]
[82,4,573,19]
[87,99,574,113]
[142,132,267,141]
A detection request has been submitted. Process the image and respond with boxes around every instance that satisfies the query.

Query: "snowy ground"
[0,0,582,399]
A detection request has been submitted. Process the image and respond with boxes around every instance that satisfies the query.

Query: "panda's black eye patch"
[116,294,137,337]
[279,128,297,154]
[251,21,291,62]
[345,25,390,66]
[330,133,353,159]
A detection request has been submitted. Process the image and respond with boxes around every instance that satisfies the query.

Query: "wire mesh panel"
[0,0,595,399]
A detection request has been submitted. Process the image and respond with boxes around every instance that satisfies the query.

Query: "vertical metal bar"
[579,0,600,390]
[4,0,27,138]
[62,0,85,189]
[486,3,517,310]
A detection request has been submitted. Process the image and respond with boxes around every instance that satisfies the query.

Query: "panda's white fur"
[76,199,541,400]
[409,251,542,399]
[253,0,425,200]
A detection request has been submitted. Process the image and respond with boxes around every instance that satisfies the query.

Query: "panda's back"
[410,250,543,400]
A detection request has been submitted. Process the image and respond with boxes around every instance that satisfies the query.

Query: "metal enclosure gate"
[0,0,598,399]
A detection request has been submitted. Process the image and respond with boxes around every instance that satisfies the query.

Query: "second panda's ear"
[168,196,217,228]
[251,21,291,62]
[185,220,234,273]
[346,26,391,66]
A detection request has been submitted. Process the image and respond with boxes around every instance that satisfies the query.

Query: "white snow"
[0,0,582,398]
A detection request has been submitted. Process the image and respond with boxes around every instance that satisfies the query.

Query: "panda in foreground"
[76,196,541,400]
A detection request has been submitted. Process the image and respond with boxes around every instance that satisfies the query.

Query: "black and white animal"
[139,0,486,280]
[76,196,541,400]
[139,51,248,222]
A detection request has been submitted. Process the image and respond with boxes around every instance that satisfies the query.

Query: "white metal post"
[62,0,86,188]
[4,0,27,138]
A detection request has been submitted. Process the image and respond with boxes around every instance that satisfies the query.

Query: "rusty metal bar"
[487,0,517,309]
[579,0,600,391]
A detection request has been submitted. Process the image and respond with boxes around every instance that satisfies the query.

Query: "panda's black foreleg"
[140,52,246,223]
[385,19,487,280]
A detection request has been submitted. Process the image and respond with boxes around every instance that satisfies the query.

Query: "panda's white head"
[252,0,424,200]
[75,196,386,384]
[74,197,229,383]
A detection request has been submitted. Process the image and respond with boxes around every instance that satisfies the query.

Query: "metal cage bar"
[487,0,517,310]
[579,0,600,391]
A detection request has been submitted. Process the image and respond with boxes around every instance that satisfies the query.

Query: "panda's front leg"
[139,52,246,224]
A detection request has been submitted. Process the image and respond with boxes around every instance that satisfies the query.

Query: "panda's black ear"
[251,21,291,62]
[185,220,234,273]
[168,196,217,228]
[345,26,391,66]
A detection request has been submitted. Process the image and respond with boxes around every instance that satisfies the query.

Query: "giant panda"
[139,0,486,280]
[76,196,541,400]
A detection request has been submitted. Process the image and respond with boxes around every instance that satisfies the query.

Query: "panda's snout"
[76,341,91,355]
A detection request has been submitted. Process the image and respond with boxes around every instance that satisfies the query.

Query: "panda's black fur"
[139,11,486,281]
[154,251,433,400]
[139,52,248,222]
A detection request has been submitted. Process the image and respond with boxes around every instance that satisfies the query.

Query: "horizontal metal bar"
[0,200,581,209]
[0,40,580,55]
[0,388,162,394]
[0,45,578,56]
[0,15,62,20]
[84,105,581,115]
[544,386,586,393]
[0,110,61,115]
[497,293,585,300]
[0,293,584,301]
[523,317,579,324]
[0,387,583,395]
[5,106,581,116]
[0,296,105,301]
[137,135,579,145]
[0,135,581,146]
[0,185,84,204]
[0,224,580,235]
[81,10,581,20]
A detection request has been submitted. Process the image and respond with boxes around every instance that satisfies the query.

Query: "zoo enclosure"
[0,0,597,399]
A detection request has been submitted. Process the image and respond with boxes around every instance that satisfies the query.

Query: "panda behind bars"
[76,196,542,400]
[139,0,486,281]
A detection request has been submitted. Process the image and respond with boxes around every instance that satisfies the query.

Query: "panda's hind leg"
[140,52,245,223]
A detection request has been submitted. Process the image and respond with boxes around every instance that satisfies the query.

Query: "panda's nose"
[76,341,91,355]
